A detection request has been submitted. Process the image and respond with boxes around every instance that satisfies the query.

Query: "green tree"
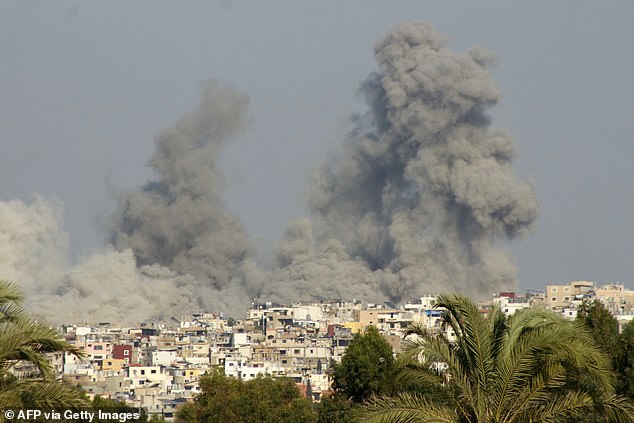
[576,299,621,358]
[176,369,316,423]
[574,299,634,401]
[0,280,87,413]
[615,320,634,399]
[331,325,395,403]
[315,392,353,423]
[358,295,634,423]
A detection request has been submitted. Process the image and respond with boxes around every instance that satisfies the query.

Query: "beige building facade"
[545,281,594,309]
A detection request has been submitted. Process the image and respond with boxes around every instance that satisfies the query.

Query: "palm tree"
[0,280,87,411]
[357,294,634,423]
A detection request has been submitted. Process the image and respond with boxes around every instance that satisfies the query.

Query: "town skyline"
[53,280,634,419]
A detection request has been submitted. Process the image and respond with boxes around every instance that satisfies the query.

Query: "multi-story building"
[545,281,594,309]
[112,344,134,365]
[595,284,634,316]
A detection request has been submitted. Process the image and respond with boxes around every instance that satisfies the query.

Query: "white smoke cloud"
[0,195,249,324]
[32,248,255,324]
[0,196,67,295]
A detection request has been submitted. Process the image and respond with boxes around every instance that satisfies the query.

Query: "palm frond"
[434,295,497,419]
[0,280,87,413]
[522,390,596,423]
[355,392,458,423]
[401,326,475,409]
[0,281,25,306]
[360,295,634,423]
[10,379,88,410]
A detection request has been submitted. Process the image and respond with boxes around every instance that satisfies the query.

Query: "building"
[545,281,594,309]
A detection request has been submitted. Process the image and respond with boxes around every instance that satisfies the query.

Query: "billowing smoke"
[268,22,538,303]
[110,81,255,291]
[11,81,267,324]
[0,196,68,295]
[2,22,537,324]
[267,217,380,304]
[0,195,257,324]
[33,248,257,324]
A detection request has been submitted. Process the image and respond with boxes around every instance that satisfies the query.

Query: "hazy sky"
[1,1,633,293]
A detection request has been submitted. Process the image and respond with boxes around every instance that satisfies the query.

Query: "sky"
[1,1,633,300]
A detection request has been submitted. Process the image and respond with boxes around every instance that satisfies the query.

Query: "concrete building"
[545,281,594,309]
[595,284,634,316]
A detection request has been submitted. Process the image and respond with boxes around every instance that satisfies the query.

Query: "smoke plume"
[2,22,537,324]
[269,22,538,303]
[18,81,265,323]
[110,81,254,290]
[0,196,67,295]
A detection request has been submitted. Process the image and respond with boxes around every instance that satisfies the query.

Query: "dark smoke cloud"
[267,218,380,304]
[19,81,266,323]
[5,22,537,324]
[110,81,256,292]
[269,22,538,303]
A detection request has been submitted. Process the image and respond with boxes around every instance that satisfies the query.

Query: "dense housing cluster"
[43,280,634,420]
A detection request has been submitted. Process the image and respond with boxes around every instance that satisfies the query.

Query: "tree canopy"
[576,299,634,401]
[618,321,634,399]
[357,295,634,423]
[576,299,621,356]
[176,369,316,423]
[331,325,395,403]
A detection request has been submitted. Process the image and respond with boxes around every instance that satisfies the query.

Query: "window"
[151,369,157,374]
[94,345,103,350]
[551,287,558,293]
[294,349,300,354]
[564,297,570,301]
[551,297,557,302]
[564,287,570,292]
[141,370,145,375]
[124,350,129,356]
